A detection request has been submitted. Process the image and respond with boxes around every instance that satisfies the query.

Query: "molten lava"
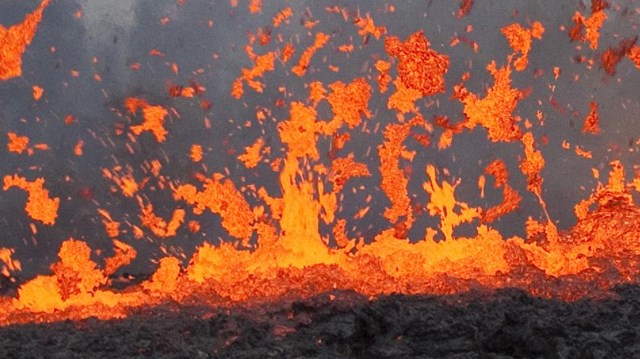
[0,0,640,328]
[0,0,51,80]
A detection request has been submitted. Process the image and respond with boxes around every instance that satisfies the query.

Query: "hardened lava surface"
[1,286,640,359]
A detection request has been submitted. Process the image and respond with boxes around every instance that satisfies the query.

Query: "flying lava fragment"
[3,174,59,225]
[124,97,170,143]
[0,0,51,80]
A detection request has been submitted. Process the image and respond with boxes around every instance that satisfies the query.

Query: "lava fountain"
[1,0,640,334]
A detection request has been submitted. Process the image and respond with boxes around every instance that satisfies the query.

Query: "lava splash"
[0,0,640,327]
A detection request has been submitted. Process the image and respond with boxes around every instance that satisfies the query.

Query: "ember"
[0,0,639,357]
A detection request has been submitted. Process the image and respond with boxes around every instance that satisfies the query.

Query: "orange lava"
[272,7,293,28]
[329,157,370,191]
[3,174,59,225]
[482,160,522,223]
[173,174,254,243]
[0,248,21,278]
[583,101,600,135]
[190,144,203,163]
[32,85,43,100]
[387,77,423,113]
[455,60,523,142]
[232,52,275,99]
[104,240,136,276]
[568,1,607,50]
[600,37,638,75]
[248,0,262,14]
[629,45,640,69]
[424,164,480,242]
[125,98,169,143]
[575,146,593,159]
[378,118,422,229]
[354,14,386,41]
[1,160,640,324]
[138,199,186,238]
[73,140,84,156]
[7,132,50,155]
[3,1,640,329]
[520,132,545,197]
[238,137,266,168]
[97,209,120,238]
[374,60,392,93]
[7,132,29,154]
[102,166,141,198]
[0,0,51,80]
[501,22,544,71]
[292,32,330,77]
[326,78,372,128]
[280,42,295,63]
[385,31,449,97]
[458,0,474,18]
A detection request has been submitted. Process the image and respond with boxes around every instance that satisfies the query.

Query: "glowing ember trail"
[0,0,640,330]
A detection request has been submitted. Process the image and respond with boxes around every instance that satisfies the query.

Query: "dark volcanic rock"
[2,285,640,358]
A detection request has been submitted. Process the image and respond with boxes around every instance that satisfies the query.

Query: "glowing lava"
[0,0,51,80]
[0,0,640,328]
